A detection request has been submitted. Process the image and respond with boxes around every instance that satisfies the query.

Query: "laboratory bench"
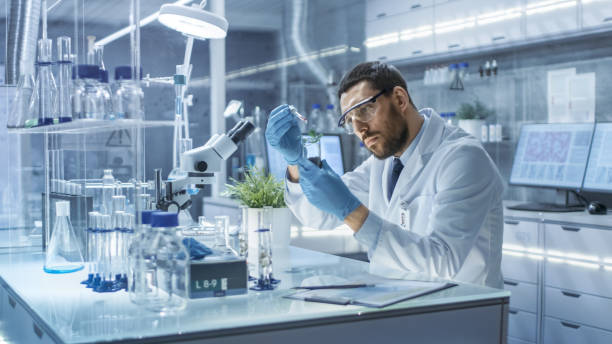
[501,201,612,344]
[0,246,509,344]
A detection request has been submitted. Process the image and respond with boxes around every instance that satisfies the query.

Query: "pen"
[288,105,308,122]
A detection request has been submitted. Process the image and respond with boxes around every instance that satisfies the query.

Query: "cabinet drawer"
[545,260,612,298]
[545,224,612,258]
[545,287,612,331]
[507,337,534,344]
[544,316,612,344]
[504,280,537,313]
[502,253,539,283]
[366,0,434,22]
[508,309,537,343]
[503,220,538,248]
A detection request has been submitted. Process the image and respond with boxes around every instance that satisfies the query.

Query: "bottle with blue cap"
[143,212,189,312]
[128,209,157,304]
[113,66,144,120]
[76,64,104,119]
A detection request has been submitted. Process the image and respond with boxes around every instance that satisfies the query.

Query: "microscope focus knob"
[195,161,208,172]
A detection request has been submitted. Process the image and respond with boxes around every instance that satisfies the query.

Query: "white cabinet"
[582,0,612,29]
[503,280,538,313]
[508,309,538,343]
[366,7,435,61]
[544,317,612,344]
[525,0,578,38]
[502,220,539,283]
[433,0,481,52]
[366,0,434,22]
[545,286,612,331]
[471,0,523,46]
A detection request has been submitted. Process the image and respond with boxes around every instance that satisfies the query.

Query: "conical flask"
[29,38,59,126]
[7,73,37,128]
[44,201,85,273]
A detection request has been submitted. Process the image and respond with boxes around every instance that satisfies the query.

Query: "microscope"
[155,119,255,213]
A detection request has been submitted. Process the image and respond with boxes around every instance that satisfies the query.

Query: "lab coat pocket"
[400,195,434,236]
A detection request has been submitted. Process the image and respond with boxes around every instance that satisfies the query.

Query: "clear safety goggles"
[337,89,387,134]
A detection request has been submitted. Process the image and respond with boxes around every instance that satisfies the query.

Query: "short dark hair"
[337,61,417,110]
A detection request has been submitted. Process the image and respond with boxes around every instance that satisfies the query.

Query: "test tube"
[239,206,249,258]
[288,105,307,122]
[214,215,232,254]
[257,207,273,289]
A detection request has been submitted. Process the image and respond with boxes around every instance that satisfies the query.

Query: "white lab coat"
[285,109,504,288]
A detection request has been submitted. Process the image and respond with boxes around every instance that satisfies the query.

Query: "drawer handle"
[376,12,387,19]
[412,50,423,55]
[33,323,43,339]
[504,220,519,225]
[561,291,581,298]
[561,321,581,329]
[411,4,422,9]
[603,17,612,22]
[508,309,518,314]
[492,36,506,41]
[561,226,581,232]
[448,43,460,49]
[503,280,518,286]
[8,296,16,309]
[378,56,387,60]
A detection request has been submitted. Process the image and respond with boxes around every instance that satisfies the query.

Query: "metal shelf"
[7,119,175,135]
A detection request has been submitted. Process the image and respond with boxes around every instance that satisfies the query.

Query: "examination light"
[158,2,228,40]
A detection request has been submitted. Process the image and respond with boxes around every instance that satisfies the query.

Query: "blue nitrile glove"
[182,237,213,260]
[298,159,362,221]
[265,104,305,165]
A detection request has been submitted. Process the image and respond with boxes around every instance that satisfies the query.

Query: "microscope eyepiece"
[229,119,255,144]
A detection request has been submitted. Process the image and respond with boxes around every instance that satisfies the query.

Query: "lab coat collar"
[383,108,445,204]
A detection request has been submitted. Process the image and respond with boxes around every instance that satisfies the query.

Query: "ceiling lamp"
[158,1,228,40]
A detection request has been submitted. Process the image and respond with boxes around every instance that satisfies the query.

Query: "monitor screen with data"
[266,134,345,182]
[509,123,594,189]
[582,122,612,192]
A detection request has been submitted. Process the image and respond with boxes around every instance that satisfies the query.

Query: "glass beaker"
[44,201,85,273]
[30,38,58,126]
[238,206,249,258]
[181,216,216,247]
[214,215,233,254]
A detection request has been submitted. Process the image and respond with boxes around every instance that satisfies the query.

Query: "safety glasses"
[337,89,387,134]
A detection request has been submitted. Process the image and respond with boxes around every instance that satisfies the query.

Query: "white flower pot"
[458,119,485,140]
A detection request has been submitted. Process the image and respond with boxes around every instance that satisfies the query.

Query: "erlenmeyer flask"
[7,73,37,128]
[29,38,59,126]
[44,201,85,273]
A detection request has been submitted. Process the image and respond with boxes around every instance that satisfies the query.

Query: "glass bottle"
[113,66,144,120]
[44,201,85,273]
[56,36,73,123]
[29,38,58,126]
[128,210,156,305]
[98,70,114,120]
[76,64,103,119]
[144,212,189,313]
[214,215,233,255]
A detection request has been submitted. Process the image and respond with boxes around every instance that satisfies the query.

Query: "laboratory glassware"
[113,66,144,120]
[56,36,73,123]
[44,201,85,273]
[76,64,104,119]
[96,214,114,292]
[99,70,114,120]
[256,207,273,289]
[128,210,156,305]
[7,73,37,128]
[83,212,99,286]
[181,216,216,247]
[144,212,189,313]
[309,104,322,132]
[29,38,58,126]
[213,215,233,254]
[244,113,266,170]
[101,169,115,215]
[238,206,249,258]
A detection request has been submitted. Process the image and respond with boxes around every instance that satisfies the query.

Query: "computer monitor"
[507,123,594,212]
[582,122,612,192]
[266,134,345,182]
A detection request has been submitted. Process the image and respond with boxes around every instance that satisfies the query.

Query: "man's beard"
[370,105,409,159]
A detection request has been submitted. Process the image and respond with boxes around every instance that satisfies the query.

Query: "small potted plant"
[456,100,494,140]
[223,167,292,249]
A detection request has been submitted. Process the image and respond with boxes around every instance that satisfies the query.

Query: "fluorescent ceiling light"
[477,7,522,25]
[526,0,576,15]
[435,17,476,34]
[158,4,228,39]
[400,25,433,40]
[364,32,399,48]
